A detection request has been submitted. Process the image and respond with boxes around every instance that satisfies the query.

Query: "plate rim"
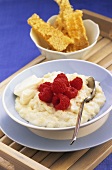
[0,96,112,152]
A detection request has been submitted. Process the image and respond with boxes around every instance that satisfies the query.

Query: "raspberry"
[52,79,67,94]
[39,87,53,103]
[52,94,60,106]
[38,82,52,92]
[38,73,83,110]
[64,87,78,99]
[55,73,67,79]
[70,77,83,90]
[52,94,70,110]
[54,73,69,86]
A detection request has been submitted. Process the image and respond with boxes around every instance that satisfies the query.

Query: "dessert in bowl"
[30,17,99,60]
[28,0,99,60]
[2,59,112,140]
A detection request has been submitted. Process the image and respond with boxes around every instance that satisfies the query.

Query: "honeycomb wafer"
[54,0,73,34]
[27,14,73,52]
[54,0,89,52]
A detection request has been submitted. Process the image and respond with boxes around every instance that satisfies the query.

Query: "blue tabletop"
[0,0,112,169]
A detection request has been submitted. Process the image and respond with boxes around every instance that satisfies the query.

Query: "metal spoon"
[70,77,96,145]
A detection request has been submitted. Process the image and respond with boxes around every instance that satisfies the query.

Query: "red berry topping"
[39,87,53,103]
[52,94,70,110]
[38,82,52,92]
[70,77,83,90]
[64,86,78,99]
[55,73,67,79]
[54,73,69,86]
[51,79,67,94]
[38,73,83,111]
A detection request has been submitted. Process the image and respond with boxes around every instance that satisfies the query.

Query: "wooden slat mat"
[0,10,112,170]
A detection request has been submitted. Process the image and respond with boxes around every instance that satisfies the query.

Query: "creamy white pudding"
[14,72,106,128]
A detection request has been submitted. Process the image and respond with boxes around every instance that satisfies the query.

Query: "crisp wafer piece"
[54,0,73,34]
[54,0,89,52]
[27,14,73,52]
[64,10,89,52]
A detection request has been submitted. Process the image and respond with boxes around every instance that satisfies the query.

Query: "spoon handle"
[70,100,85,145]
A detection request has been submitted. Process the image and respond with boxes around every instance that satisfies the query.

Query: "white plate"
[0,97,112,152]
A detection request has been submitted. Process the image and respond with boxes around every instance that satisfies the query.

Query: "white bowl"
[30,15,100,60]
[2,59,112,140]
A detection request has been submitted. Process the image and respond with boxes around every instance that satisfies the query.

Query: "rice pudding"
[14,72,106,128]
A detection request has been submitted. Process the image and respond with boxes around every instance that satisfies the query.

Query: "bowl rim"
[30,17,100,56]
[2,59,112,131]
